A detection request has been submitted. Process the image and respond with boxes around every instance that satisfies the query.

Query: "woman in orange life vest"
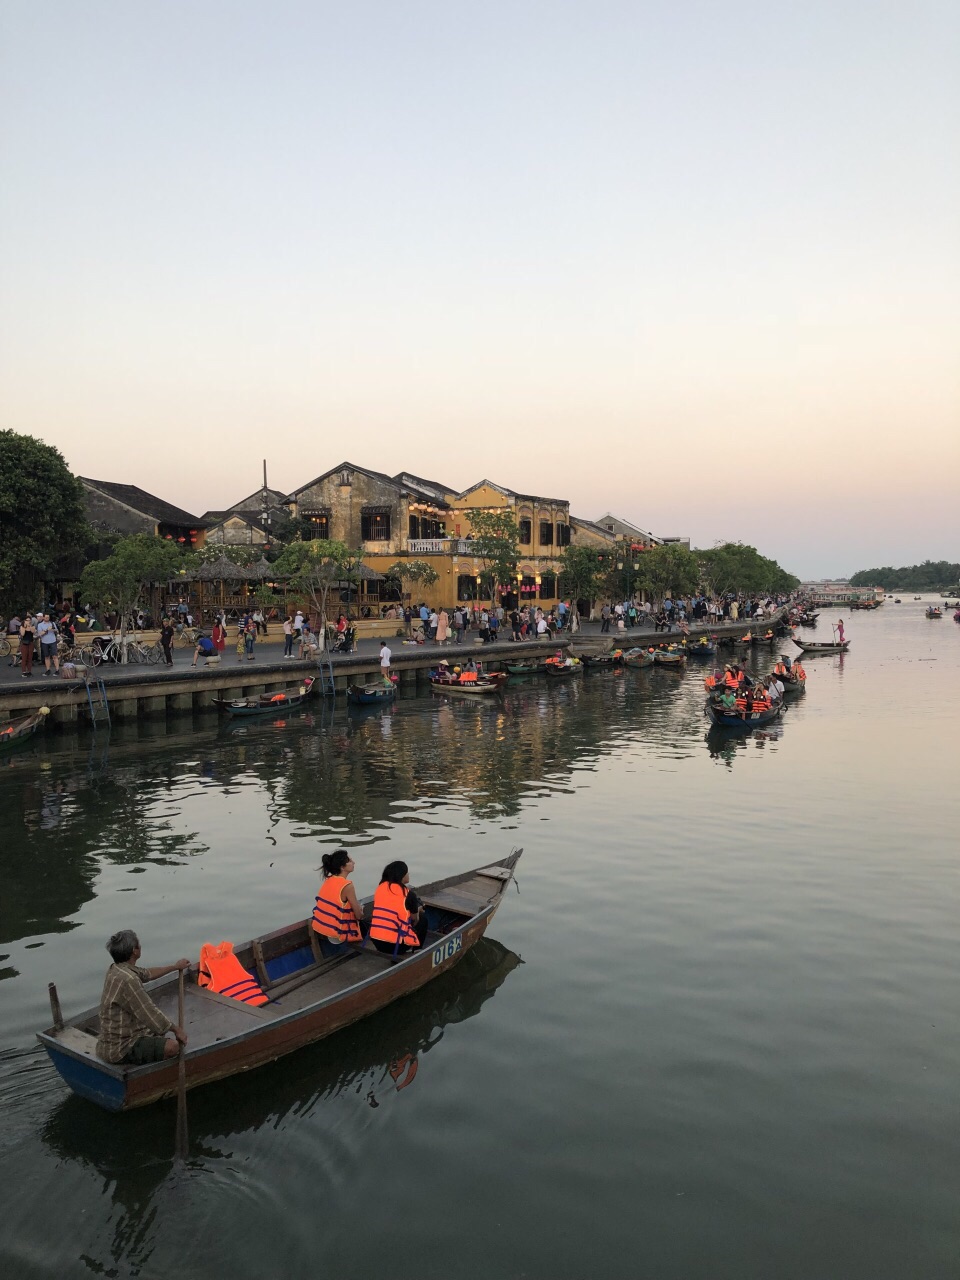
[312,849,364,948]
[369,860,428,956]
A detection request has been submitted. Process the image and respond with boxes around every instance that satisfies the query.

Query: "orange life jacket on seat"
[458,671,478,683]
[312,875,362,943]
[197,941,268,1005]
[369,882,420,950]
[794,663,806,680]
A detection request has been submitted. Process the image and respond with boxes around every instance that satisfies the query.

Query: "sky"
[1,1,957,578]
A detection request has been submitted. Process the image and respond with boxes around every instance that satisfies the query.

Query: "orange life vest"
[794,663,806,680]
[459,670,478,683]
[724,670,739,688]
[369,881,420,951]
[312,875,362,943]
[197,941,268,1005]
[774,661,787,675]
[704,675,718,689]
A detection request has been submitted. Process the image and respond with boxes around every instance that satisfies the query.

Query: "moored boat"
[579,650,624,668]
[505,661,543,675]
[346,681,397,706]
[654,648,686,667]
[37,851,522,1111]
[623,647,655,667]
[544,655,582,677]
[686,639,717,658]
[212,678,317,717]
[0,706,49,751]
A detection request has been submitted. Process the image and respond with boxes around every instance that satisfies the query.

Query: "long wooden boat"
[686,641,716,659]
[654,649,686,667]
[37,851,522,1112]
[778,675,806,697]
[0,705,49,752]
[505,661,543,675]
[623,647,655,667]
[706,699,783,729]
[346,681,396,706]
[212,677,317,716]
[791,637,849,653]
[579,650,624,668]
[430,674,502,695]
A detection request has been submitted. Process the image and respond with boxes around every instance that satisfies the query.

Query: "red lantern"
[164,535,173,540]
[177,536,186,543]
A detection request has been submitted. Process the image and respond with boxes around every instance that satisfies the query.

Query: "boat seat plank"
[420,892,486,916]
[272,950,393,1012]
[55,1027,100,1057]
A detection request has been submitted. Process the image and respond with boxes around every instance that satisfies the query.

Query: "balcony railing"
[406,538,475,555]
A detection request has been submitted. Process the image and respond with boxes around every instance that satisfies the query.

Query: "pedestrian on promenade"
[19,616,36,676]
[600,604,611,634]
[293,609,304,636]
[283,615,294,657]
[243,617,257,661]
[253,608,266,636]
[212,616,227,656]
[37,613,60,675]
[160,617,175,666]
[380,640,392,683]
[437,609,449,644]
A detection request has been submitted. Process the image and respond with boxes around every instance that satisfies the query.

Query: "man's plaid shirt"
[96,963,172,1063]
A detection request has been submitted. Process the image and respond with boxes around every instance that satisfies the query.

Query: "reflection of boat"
[706,699,783,729]
[38,851,522,1111]
[0,706,49,752]
[41,935,522,1193]
[346,682,396,705]
[791,637,849,653]
[212,677,317,716]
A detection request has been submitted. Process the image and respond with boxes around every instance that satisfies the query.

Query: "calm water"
[1,600,958,1279]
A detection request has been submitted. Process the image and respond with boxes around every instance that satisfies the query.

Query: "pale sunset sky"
[1,2,957,578]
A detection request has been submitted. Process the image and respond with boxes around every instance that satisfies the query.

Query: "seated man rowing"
[95,929,189,1064]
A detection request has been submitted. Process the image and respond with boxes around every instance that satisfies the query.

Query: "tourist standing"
[283,615,294,657]
[437,609,449,645]
[380,640,392,682]
[243,617,257,661]
[600,604,611,633]
[19,616,36,676]
[212,616,226,656]
[37,613,60,676]
[160,617,175,666]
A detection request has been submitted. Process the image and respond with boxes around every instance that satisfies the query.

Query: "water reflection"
[0,651,792,950]
[40,937,520,1268]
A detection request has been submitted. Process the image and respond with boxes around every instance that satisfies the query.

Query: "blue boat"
[346,682,397,706]
[685,640,716,659]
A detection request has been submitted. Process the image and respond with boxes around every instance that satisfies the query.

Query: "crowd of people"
[703,655,806,720]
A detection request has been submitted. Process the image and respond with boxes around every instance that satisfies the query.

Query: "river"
[1,598,957,1279]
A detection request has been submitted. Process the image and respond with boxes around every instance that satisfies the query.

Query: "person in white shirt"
[536,617,549,638]
[380,641,393,683]
[37,614,60,675]
[293,610,304,635]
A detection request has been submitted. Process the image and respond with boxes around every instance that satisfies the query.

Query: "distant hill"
[849,561,960,591]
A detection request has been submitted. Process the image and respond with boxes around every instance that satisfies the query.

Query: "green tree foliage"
[636,544,700,603]
[697,541,799,597]
[384,559,440,600]
[271,540,362,637]
[187,543,262,568]
[558,545,605,602]
[79,535,184,657]
[466,510,520,602]
[0,430,90,613]
[849,561,960,591]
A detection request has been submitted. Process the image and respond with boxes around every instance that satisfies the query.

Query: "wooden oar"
[175,967,188,1162]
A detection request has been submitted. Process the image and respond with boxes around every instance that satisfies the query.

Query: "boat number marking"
[432,933,463,968]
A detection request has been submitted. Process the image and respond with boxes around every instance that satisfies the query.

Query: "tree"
[558,545,605,604]
[385,559,440,603]
[465,510,520,604]
[187,543,262,568]
[697,541,799,598]
[636,544,700,605]
[0,430,90,613]
[78,535,185,658]
[271,540,361,643]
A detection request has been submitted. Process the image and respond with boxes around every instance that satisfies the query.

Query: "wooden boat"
[791,637,849,653]
[429,670,503,695]
[212,677,317,716]
[686,640,716,658]
[654,649,686,667]
[505,661,543,675]
[543,656,582,677]
[623,647,655,667]
[346,681,397,706]
[894,599,901,603]
[37,850,522,1111]
[925,607,943,619]
[778,675,806,697]
[706,699,783,729]
[579,649,624,668]
[0,705,49,751]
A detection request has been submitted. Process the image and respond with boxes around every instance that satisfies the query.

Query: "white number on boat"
[432,933,463,968]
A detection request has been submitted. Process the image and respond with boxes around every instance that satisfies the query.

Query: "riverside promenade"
[0,610,789,728]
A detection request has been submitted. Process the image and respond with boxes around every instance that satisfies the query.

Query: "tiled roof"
[81,479,200,526]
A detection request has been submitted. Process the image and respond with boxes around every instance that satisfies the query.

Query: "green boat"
[0,706,49,751]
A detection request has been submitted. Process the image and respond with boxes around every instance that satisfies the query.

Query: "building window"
[310,515,330,539]
[518,519,532,545]
[361,512,391,541]
[539,520,553,546]
[556,523,570,547]
[540,571,556,598]
[409,514,420,538]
